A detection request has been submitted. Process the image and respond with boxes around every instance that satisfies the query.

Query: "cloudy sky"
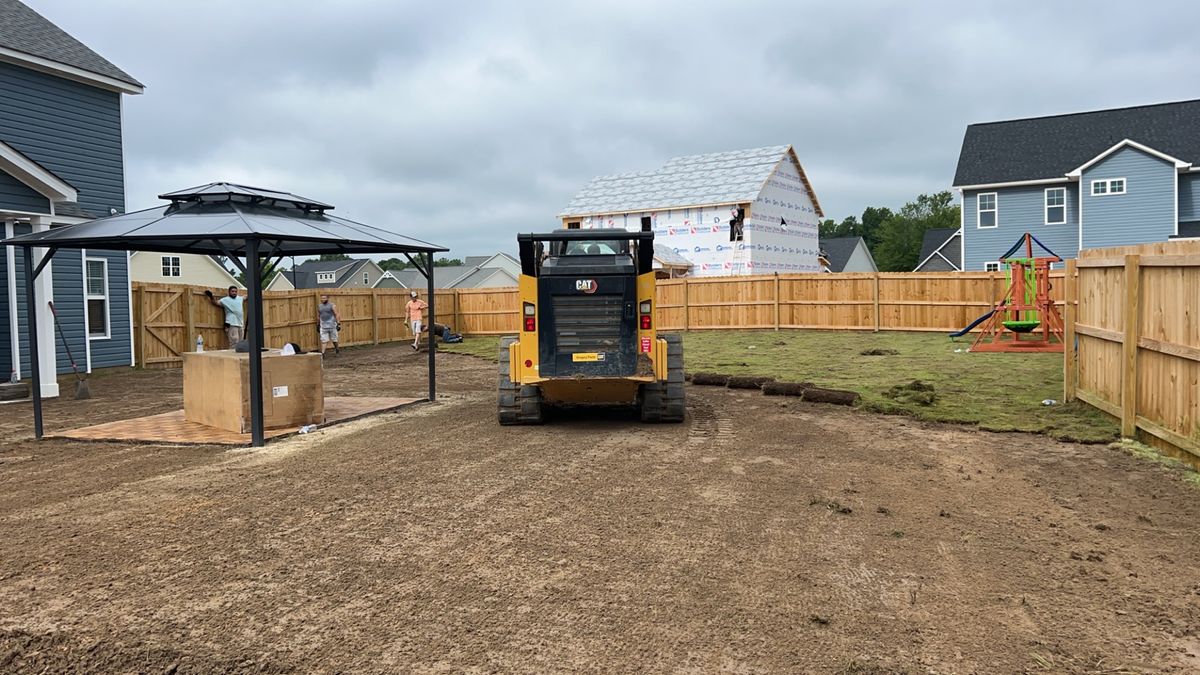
[27,0,1200,257]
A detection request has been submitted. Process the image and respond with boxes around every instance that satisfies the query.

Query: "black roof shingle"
[953,99,1200,187]
[0,0,142,88]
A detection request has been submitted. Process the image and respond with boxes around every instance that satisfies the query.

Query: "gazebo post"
[245,238,265,447]
[426,251,436,402]
[21,246,42,439]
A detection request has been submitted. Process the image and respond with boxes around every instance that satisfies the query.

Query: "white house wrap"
[559,145,824,277]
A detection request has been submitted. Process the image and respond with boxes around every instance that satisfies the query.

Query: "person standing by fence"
[317,294,342,356]
[406,291,428,351]
[205,286,244,348]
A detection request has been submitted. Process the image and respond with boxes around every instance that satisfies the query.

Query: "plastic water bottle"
[196,335,204,353]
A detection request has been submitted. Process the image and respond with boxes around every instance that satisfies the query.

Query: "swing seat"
[1003,320,1040,333]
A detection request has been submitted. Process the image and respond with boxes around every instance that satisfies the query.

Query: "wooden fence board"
[1067,240,1200,462]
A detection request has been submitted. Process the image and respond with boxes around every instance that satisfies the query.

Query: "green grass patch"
[442,330,1118,443]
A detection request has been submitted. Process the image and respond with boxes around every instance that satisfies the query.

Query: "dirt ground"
[1,344,1198,673]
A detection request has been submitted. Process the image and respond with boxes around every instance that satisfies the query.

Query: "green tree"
[236,257,282,290]
[318,253,351,262]
[872,192,959,272]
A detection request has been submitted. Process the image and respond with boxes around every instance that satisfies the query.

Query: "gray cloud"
[26,0,1200,257]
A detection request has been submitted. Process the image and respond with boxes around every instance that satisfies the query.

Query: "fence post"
[872,273,881,332]
[184,286,195,353]
[773,273,780,331]
[136,284,147,368]
[683,278,690,330]
[454,289,464,336]
[1121,254,1140,437]
[1062,260,1077,402]
[371,291,380,345]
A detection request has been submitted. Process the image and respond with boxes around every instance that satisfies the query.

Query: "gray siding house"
[0,0,142,394]
[953,100,1200,271]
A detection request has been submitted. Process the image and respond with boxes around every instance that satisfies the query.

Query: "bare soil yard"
[1,344,1198,673]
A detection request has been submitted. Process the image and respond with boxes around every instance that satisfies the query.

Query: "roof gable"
[818,237,865,273]
[914,228,961,271]
[953,99,1200,187]
[560,144,822,218]
[0,0,142,92]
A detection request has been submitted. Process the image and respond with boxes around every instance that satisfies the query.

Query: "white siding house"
[560,145,824,277]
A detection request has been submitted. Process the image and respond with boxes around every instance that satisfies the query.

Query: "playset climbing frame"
[967,233,1066,353]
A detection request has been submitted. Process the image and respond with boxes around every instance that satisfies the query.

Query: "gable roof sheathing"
[0,0,142,90]
[954,99,1200,187]
[560,144,823,218]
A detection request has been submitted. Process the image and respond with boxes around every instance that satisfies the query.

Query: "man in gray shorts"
[317,294,342,356]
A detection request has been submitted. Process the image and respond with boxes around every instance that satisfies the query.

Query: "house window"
[161,255,181,277]
[363,271,369,285]
[984,261,1001,272]
[977,192,997,228]
[316,272,335,283]
[85,258,110,339]
[1044,188,1066,224]
[1091,178,1126,196]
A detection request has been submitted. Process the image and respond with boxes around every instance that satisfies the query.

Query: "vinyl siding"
[842,242,877,272]
[85,250,131,369]
[0,169,49,213]
[962,184,1079,270]
[1081,146,1176,248]
[1179,172,1200,225]
[0,61,125,216]
[915,254,956,272]
[49,248,87,373]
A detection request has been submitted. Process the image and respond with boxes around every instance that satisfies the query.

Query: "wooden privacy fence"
[134,271,1064,367]
[1064,239,1200,462]
[133,285,463,368]
[654,271,1064,331]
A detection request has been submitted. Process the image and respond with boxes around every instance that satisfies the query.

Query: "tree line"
[820,190,959,272]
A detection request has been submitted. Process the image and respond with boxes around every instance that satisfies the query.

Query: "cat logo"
[575,279,597,294]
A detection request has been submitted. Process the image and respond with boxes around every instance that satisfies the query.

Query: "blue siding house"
[952,100,1200,271]
[0,0,142,396]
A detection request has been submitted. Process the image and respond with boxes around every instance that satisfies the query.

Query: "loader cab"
[516,224,655,379]
[501,218,684,425]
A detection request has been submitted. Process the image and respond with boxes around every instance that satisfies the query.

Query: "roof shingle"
[953,99,1200,187]
[0,0,142,88]
[560,145,797,217]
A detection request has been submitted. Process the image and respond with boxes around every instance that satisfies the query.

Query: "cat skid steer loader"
[498,219,684,424]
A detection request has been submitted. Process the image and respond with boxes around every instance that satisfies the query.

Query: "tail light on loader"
[523,302,536,332]
[639,300,652,330]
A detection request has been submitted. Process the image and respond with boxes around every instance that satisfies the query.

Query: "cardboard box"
[182,350,324,433]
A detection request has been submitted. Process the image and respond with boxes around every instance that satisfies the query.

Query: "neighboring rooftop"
[953,99,1200,186]
[561,145,822,218]
[0,0,142,89]
[282,258,373,289]
[818,236,866,273]
[916,228,961,270]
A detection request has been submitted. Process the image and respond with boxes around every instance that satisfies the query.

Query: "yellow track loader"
[498,219,684,424]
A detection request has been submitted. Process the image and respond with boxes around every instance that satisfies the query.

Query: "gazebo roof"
[3,182,446,256]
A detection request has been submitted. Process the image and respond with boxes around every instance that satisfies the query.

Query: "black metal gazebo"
[3,182,448,447]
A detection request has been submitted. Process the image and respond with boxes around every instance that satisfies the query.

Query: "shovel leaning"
[47,301,91,400]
